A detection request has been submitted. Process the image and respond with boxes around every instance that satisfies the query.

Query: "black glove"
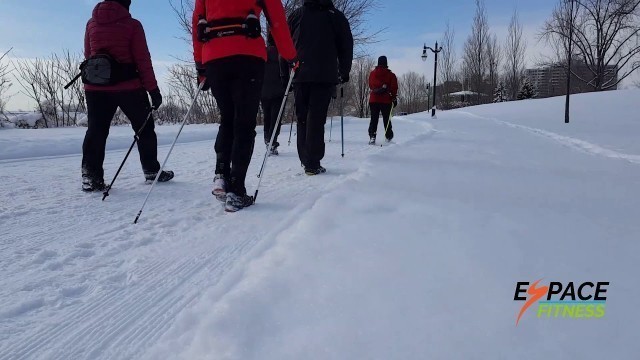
[196,63,211,92]
[393,98,398,108]
[331,86,338,99]
[340,73,349,84]
[149,88,162,110]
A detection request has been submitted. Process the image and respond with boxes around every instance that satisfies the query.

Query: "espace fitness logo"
[514,280,609,325]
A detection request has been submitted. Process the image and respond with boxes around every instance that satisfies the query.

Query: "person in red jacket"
[193,0,297,212]
[368,56,398,144]
[81,0,172,192]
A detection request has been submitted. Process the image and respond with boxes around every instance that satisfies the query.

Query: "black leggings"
[262,96,284,147]
[294,83,333,168]
[82,89,160,180]
[207,56,265,195]
[369,102,394,140]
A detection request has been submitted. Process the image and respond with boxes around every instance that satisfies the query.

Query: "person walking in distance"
[261,32,286,157]
[368,56,398,145]
[81,0,173,192]
[193,0,297,212]
[287,0,353,175]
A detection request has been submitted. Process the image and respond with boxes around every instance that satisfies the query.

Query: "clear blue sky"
[0,0,561,110]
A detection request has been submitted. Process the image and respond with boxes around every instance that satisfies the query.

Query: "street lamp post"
[422,42,443,117]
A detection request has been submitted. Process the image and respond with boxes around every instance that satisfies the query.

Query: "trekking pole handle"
[64,73,82,90]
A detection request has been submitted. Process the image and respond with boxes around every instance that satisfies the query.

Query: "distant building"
[525,60,618,98]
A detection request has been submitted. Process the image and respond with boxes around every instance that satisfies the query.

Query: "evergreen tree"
[517,78,536,100]
[493,82,507,103]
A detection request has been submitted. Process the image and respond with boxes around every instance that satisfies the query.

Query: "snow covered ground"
[1,90,639,359]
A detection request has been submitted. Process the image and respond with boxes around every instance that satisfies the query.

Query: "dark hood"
[92,1,131,25]
[304,0,335,9]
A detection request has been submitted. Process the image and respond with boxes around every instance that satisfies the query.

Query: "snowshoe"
[369,137,376,145]
[225,192,255,213]
[212,174,227,202]
[305,166,327,176]
[144,170,175,183]
[82,176,106,192]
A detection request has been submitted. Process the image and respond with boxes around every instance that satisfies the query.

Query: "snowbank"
[0,123,219,161]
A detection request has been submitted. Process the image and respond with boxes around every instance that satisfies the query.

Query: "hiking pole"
[340,86,345,158]
[134,81,205,224]
[255,68,296,204]
[103,109,155,201]
[288,103,295,146]
[329,114,334,142]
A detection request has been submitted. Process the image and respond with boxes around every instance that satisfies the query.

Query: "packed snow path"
[1,116,431,359]
[1,91,639,359]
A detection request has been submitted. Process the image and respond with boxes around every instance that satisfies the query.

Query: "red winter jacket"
[84,2,158,92]
[369,66,398,104]
[192,0,296,66]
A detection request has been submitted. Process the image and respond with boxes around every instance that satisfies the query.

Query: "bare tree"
[0,48,12,122]
[486,34,502,95]
[439,22,458,106]
[351,56,375,118]
[504,10,527,100]
[463,0,491,104]
[166,63,219,123]
[398,72,429,114]
[13,51,85,128]
[543,0,640,90]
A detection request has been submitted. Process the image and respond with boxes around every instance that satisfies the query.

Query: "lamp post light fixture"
[421,42,443,117]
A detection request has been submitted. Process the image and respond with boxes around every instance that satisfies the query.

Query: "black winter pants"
[82,89,160,180]
[369,102,394,140]
[261,96,284,147]
[294,83,333,168]
[206,56,265,195]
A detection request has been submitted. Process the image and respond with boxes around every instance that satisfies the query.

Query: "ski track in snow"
[454,110,640,165]
[0,118,433,360]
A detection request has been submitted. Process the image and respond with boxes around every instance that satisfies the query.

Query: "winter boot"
[82,175,106,192]
[269,146,279,156]
[225,192,255,213]
[305,165,327,176]
[369,136,376,145]
[144,170,175,183]
[212,174,227,202]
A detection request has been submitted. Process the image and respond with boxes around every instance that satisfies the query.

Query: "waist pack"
[80,54,139,86]
[371,87,390,95]
[197,11,262,42]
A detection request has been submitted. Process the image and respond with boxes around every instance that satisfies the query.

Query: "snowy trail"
[2,91,638,359]
[143,103,639,360]
[0,118,431,360]
[455,110,640,165]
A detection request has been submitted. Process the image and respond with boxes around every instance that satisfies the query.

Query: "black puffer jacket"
[286,0,353,84]
[262,45,285,99]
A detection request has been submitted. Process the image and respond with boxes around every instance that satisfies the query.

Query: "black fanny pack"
[371,87,390,95]
[80,54,139,86]
[197,11,262,42]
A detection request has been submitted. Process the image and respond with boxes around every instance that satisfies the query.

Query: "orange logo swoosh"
[516,279,548,326]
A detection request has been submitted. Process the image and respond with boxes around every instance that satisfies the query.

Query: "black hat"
[378,56,388,68]
[106,0,131,10]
